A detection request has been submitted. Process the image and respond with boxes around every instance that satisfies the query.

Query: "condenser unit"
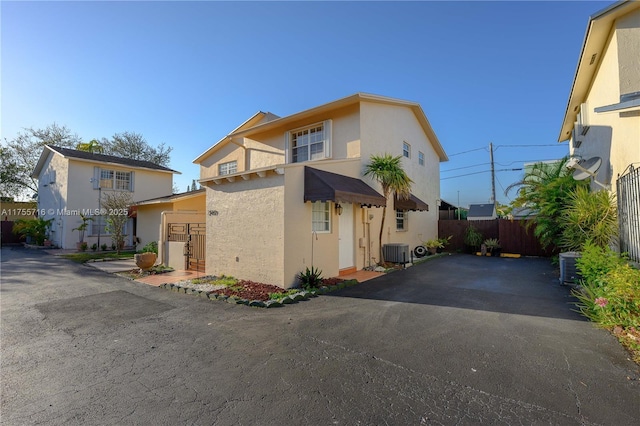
[382,243,410,264]
[559,252,582,285]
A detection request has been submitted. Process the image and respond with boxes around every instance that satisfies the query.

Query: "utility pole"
[489,142,496,206]
[457,190,460,220]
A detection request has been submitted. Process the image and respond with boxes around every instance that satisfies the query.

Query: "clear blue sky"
[2,0,613,207]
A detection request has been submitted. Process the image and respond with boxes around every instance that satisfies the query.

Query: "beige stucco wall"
[616,10,640,95]
[359,102,441,246]
[570,15,640,191]
[205,174,285,285]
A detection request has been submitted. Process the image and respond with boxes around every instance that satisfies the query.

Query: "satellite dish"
[572,156,602,181]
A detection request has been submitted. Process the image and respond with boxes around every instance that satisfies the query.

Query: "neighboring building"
[467,204,497,221]
[194,93,448,288]
[133,188,206,271]
[558,0,640,260]
[509,207,537,220]
[32,145,179,249]
[438,199,464,220]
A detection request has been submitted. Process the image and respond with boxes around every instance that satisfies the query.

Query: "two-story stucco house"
[32,145,179,249]
[194,93,448,288]
[558,0,640,260]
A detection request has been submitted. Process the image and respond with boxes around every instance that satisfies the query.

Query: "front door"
[338,203,354,270]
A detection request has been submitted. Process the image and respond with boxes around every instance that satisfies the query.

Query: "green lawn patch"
[61,251,136,263]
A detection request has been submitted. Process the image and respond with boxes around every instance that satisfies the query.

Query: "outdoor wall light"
[335,203,343,215]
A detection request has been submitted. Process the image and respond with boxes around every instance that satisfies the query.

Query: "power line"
[441,162,490,173]
[447,146,488,157]
[494,144,566,151]
[495,175,511,203]
[441,168,522,181]
[496,158,561,166]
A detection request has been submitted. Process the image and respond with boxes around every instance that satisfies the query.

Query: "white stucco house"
[194,93,448,288]
[32,145,179,249]
[558,0,640,261]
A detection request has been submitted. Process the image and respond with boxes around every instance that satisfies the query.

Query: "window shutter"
[93,167,100,189]
[284,131,290,163]
[130,171,135,192]
[324,119,332,158]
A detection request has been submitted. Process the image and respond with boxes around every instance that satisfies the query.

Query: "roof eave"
[558,0,638,142]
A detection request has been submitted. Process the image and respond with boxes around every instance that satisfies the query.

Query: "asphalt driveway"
[1,248,638,425]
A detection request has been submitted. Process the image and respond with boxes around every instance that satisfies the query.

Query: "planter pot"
[428,247,438,255]
[135,252,157,270]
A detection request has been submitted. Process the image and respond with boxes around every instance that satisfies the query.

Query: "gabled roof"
[32,145,180,178]
[194,93,448,164]
[558,0,640,142]
[468,204,496,218]
[134,188,205,206]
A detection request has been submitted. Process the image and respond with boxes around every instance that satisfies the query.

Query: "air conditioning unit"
[559,252,582,285]
[382,243,410,264]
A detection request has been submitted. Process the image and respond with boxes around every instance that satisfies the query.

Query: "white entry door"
[338,203,354,270]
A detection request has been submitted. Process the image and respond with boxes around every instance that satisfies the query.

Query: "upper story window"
[286,120,332,164]
[418,151,425,166]
[219,161,238,176]
[403,142,411,158]
[95,167,133,191]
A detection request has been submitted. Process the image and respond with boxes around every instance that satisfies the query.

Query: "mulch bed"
[215,278,345,302]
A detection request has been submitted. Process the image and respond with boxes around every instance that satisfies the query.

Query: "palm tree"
[506,156,587,249]
[364,154,412,264]
[76,139,104,154]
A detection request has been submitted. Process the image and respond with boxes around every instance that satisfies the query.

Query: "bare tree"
[101,191,133,254]
[102,132,172,167]
[2,124,80,199]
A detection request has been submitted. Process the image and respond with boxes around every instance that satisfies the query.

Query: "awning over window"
[304,167,386,207]
[394,194,429,211]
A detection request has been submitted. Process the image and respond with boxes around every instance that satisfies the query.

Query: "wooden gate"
[167,222,206,272]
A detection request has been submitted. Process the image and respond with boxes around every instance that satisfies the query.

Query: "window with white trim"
[312,201,331,233]
[219,161,238,176]
[98,169,132,191]
[287,120,332,163]
[396,210,407,231]
[403,142,411,158]
[418,151,425,166]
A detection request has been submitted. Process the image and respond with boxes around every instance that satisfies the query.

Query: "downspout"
[159,210,172,266]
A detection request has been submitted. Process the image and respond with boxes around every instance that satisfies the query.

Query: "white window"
[312,201,331,233]
[396,210,407,231]
[96,168,133,191]
[287,120,332,163]
[418,151,425,166]
[219,161,238,176]
[100,169,114,189]
[403,142,411,158]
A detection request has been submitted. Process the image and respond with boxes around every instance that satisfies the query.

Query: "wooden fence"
[438,219,556,257]
[1,221,22,245]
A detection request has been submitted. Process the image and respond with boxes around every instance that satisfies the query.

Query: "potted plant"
[135,241,158,271]
[72,214,92,251]
[464,225,483,254]
[425,239,444,255]
[484,238,501,257]
[437,236,452,253]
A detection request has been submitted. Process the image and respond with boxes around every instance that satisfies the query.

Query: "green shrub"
[101,243,108,251]
[140,241,158,254]
[297,266,323,290]
[573,243,640,328]
[12,218,53,245]
[91,243,98,252]
[560,186,617,251]
[464,225,483,250]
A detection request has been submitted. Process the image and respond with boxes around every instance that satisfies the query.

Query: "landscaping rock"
[249,300,266,308]
[280,296,294,304]
[199,291,209,298]
[374,266,386,272]
[265,300,282,308]
[292,293,306,302]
